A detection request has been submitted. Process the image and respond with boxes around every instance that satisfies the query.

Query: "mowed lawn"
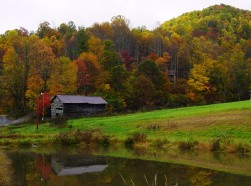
[2,100,251,145]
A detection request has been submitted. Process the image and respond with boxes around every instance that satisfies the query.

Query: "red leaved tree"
[119,50,134,71]
[36,91,51,117]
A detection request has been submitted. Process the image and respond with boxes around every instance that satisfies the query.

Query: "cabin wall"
[63,103,106,117]
[51,97,64,118]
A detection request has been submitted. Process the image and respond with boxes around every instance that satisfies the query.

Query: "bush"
[179,140,198,150]
[211,139,221,151]
[124,132,147,147]
[124,137,134,147]
[0,140,12,146]
[75,130,94,144]
[54,129,110,146]
[98,135,110,146]
[50,116,68,126]
[147,124,160,131]
[18,140,32,147]
[132,132,147,143]
[151,139,168,147]
[236,143,250,154]
[54,132,78,145]
[168,94,188,108]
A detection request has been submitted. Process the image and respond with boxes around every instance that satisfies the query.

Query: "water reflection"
[0,147,250,186]
[51,155,108,176]
[0,150,14,185]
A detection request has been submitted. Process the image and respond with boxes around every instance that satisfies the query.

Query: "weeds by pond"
[53,129,112,146]
[119,172,178,186]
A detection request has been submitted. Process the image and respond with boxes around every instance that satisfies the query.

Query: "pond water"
[0,146,251,185]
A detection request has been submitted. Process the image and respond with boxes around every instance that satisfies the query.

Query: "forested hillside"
[0,4,251,116]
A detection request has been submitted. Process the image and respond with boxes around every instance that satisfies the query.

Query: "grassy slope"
[70,100,251,141]
[0,100,251,150]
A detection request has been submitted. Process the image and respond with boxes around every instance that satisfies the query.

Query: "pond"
[0,146,250,185]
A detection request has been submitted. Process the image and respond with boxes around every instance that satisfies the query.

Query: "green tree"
[132,75,155,109]
[95,65,132,112]
[36,21,57,39]
[226,45,250,100]
[58,21,77,59]
[75,27,89,56]
[137,60,168,93]
[100,40,121,71]
[136,60,169,106]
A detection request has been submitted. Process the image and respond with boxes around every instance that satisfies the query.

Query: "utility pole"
[41,92,44,121]
[36,96,39,130]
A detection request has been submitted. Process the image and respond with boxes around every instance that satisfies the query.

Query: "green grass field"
[0,100,251,153]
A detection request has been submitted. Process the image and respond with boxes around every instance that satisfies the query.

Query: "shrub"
[133,132,147,143]
[98,135,110,146]
[75,130,93,144]
[50,116,68,126]
[124,132,147,147]
[151,139,168,147]
[0,134,23,139]
[54,132,78,145]
[210,139,221,151]
[179,140,198,150]
[124,137,134,147]
[0,140,12,146]
[168,94,188,108]
[236,143,250,154]
[147,124,160,131]
[18,140,32,147]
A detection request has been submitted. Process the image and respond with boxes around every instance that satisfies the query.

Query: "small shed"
[249,91,251,100]
[51,95,107,118]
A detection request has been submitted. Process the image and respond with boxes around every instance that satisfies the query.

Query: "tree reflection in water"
[0,151,14,185]
[1,148,251,186]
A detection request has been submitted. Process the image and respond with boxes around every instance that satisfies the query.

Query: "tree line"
[0,4,251,116]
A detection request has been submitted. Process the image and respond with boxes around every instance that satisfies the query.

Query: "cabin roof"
[52,95,107,104]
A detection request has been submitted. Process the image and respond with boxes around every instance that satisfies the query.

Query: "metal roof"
[54,95,107,104]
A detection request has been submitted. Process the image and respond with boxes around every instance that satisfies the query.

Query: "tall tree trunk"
[23,43,30,114]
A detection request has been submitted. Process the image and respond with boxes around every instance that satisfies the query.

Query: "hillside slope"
[162,4,251,40]
[0,100,250,154]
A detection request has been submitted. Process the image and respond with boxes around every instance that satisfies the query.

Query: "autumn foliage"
[0,5,251,116]
[36,92,51,117]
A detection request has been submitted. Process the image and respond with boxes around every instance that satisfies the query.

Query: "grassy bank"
[0,100,251,154]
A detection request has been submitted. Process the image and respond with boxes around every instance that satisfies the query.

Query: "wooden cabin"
[51,95,107,118]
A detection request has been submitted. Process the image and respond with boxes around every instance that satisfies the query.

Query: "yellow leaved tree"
[48,57,77,95]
